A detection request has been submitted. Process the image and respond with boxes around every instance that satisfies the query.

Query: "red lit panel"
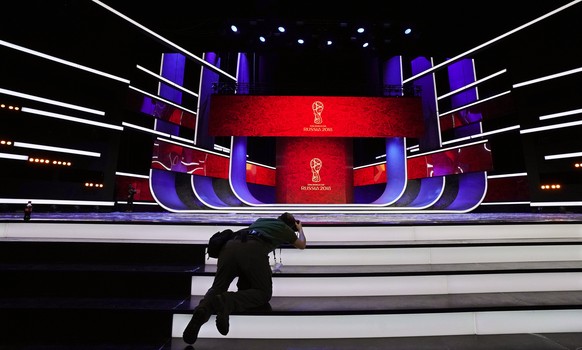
[209,95,423,138]
[276,138,353,204]
[353,163,387,186]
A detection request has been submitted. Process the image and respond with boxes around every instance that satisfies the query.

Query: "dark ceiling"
[3,0,576,61]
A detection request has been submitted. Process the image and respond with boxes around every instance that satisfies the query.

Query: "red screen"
[209,95,423,138]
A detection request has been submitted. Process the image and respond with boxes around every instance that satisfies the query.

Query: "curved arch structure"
[146,51,491,214]
[370,137,407,205]
[229,136,265,205]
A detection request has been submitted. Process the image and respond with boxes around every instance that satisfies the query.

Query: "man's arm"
[292,220,307,250]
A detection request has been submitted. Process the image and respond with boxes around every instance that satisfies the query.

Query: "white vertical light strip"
[0,152,28,161]
[438,69,506,100]
[399,55,404,95]
[431,57,443,148]
[402,0,582,84]
[0,87,105,116]
[128,85,197,115]
[0,39,130,84]
[513,66,582,88]
[13,142,101,157]
[91,0,237,82]
[471,58,480,101]
[193,53,207,145]
[21,107,123,131]
[544,151,582,160]
[136,65,199,98]
[539,108,582,121]
[157,53,165,96]
[236,53,242,86]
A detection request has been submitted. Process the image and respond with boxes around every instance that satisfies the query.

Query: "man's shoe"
[214,294,230,336]
[183,307,209,344]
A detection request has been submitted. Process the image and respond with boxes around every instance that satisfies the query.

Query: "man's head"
[278,212,298,231]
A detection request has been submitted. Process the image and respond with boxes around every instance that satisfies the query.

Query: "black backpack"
[207,229,236,259]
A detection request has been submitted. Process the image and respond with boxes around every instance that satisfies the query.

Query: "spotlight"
[230,25,238,33]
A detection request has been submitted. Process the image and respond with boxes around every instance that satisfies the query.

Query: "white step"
[172,309,582,339]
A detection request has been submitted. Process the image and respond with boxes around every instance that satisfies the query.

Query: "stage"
[1,210,582,226]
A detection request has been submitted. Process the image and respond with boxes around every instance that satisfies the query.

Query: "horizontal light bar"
[513,66,582,88]
[116,201,158,206]
[442,125,520,146]
[408,139,487,159]
[438,69,507,100]
[170,135,194,144]
[0,39,129,84]
[115,171,149,179]
[442,136,471,146]
[136,65,199,98]
[0,87,105,116]
[545,151,582,160]
[129,85,197,115]
[21,107,123,131]
[121,122,171,137]
[92,0,236,82]
[13,142,100,157]
[480,201,530,206]
[403,0,582,84]
[477,125,520,137]
[520,119,582,134]
[0,152,28,161]
[353,161,386,170]
[0,198,115,206]
[157,137,229,158]
[539,108,582,121]
[438,91,511,117]
[531,201,582,207]
[487,172,528,179]
[246,160,276,170]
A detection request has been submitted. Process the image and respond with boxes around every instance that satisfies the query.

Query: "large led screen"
[276,137,353,204]
[209,95,423,138]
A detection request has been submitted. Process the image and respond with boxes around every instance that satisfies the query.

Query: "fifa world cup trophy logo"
[310,157,322,183]
[312,101,324,125]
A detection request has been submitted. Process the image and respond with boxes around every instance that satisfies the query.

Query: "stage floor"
[2,210,582,226]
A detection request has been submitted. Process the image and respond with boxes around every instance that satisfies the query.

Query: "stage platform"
[3,211,582,350]
[2,210,582,226]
